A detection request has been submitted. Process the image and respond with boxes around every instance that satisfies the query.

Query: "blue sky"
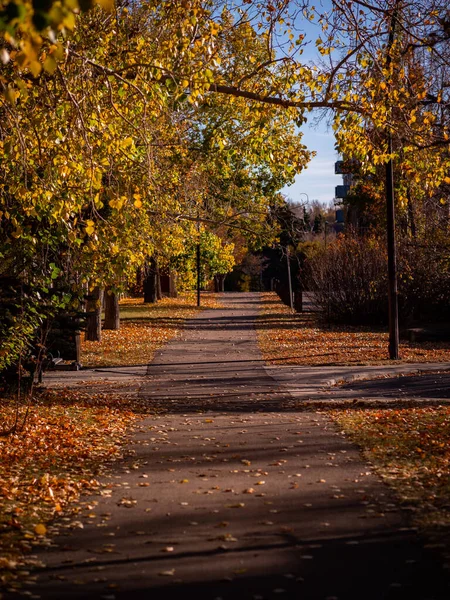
[282,124,342,206]
[279,0,343,207]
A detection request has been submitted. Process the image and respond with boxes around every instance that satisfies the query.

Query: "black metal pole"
[386,132,399,359]
[196,242,201,307]
[286,245,294,312]
[325,222,331,324]
[384,1,400,360]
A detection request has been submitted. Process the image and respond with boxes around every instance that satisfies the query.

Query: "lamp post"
[196,207,201,307]
[299,192,309,204]
[196,241,201,307]
[286,245,294,312]
[324,221,331,324]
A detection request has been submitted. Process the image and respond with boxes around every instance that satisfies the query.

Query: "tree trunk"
[143,258,158,303]
[169,271,178,298]
[135,267,144,296]
[156,263,163,301]
[406,189,416,239]
[214,274,225,292]
[85,287,104,342]
[294,289,303,313]
[103,287,120,330]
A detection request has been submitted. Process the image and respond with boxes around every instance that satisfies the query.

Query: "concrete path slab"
[10,293,449,600]
[266,363,450,408]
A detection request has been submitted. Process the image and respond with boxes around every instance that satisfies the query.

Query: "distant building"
[334,160,355,200]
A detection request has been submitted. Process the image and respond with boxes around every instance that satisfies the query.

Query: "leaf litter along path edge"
[10,292,450,600]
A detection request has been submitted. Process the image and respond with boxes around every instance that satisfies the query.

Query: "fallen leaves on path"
[331,406,450,529]
[1,294,222,581]
[82,293,222,367]
[0,390,151,579]
[258,293,450,365]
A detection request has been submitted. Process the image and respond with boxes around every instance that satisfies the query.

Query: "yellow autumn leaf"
[62,11,76,29]
[134,199,142,208]
[3,86,18,104]
[43,56,57,75]
[35,523,47,535]
[85,221,95,235]
[29,61,42,78]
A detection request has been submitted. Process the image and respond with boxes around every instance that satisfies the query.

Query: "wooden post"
[103,288,120,330]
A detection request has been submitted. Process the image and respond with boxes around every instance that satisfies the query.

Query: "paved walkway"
[17,293,450,599]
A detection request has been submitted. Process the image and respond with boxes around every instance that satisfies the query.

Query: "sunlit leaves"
[332,406,450,529]
[81,295,222,367]
[0,389,139,571]
[258,293,450,366]
[325,1,450,204]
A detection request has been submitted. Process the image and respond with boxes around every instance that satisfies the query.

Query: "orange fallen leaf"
[34,524,47,535]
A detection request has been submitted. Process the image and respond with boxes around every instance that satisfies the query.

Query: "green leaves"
[49,262,61,279]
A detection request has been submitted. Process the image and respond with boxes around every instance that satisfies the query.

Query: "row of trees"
[1,0,450,373]
[1,1,312,375]
[309,0,450,330]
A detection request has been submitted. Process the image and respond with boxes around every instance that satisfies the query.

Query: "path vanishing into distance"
[14,293,450,599]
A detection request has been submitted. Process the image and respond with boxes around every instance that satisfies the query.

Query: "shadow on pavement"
[31,528,448,599]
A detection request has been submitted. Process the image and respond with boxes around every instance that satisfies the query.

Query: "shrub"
[304,234,388,325]
[304,232,450,326]
[398,242,450,322]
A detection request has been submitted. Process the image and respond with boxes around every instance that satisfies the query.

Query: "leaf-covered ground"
[0,293,220,581]
[82,293,222,367]
[258,293,450,551]
[0,391,152,579]
[258,292,450,365]
[3,292,450,588]
[331,406,450,533]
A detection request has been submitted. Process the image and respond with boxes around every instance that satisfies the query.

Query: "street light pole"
[286,245,294,312]
[385,3,400,360]
[196,207,201,307]
[196,241,201,307]
[324,221,331,324]
[386,134,399,359]
[299,192,309,204]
